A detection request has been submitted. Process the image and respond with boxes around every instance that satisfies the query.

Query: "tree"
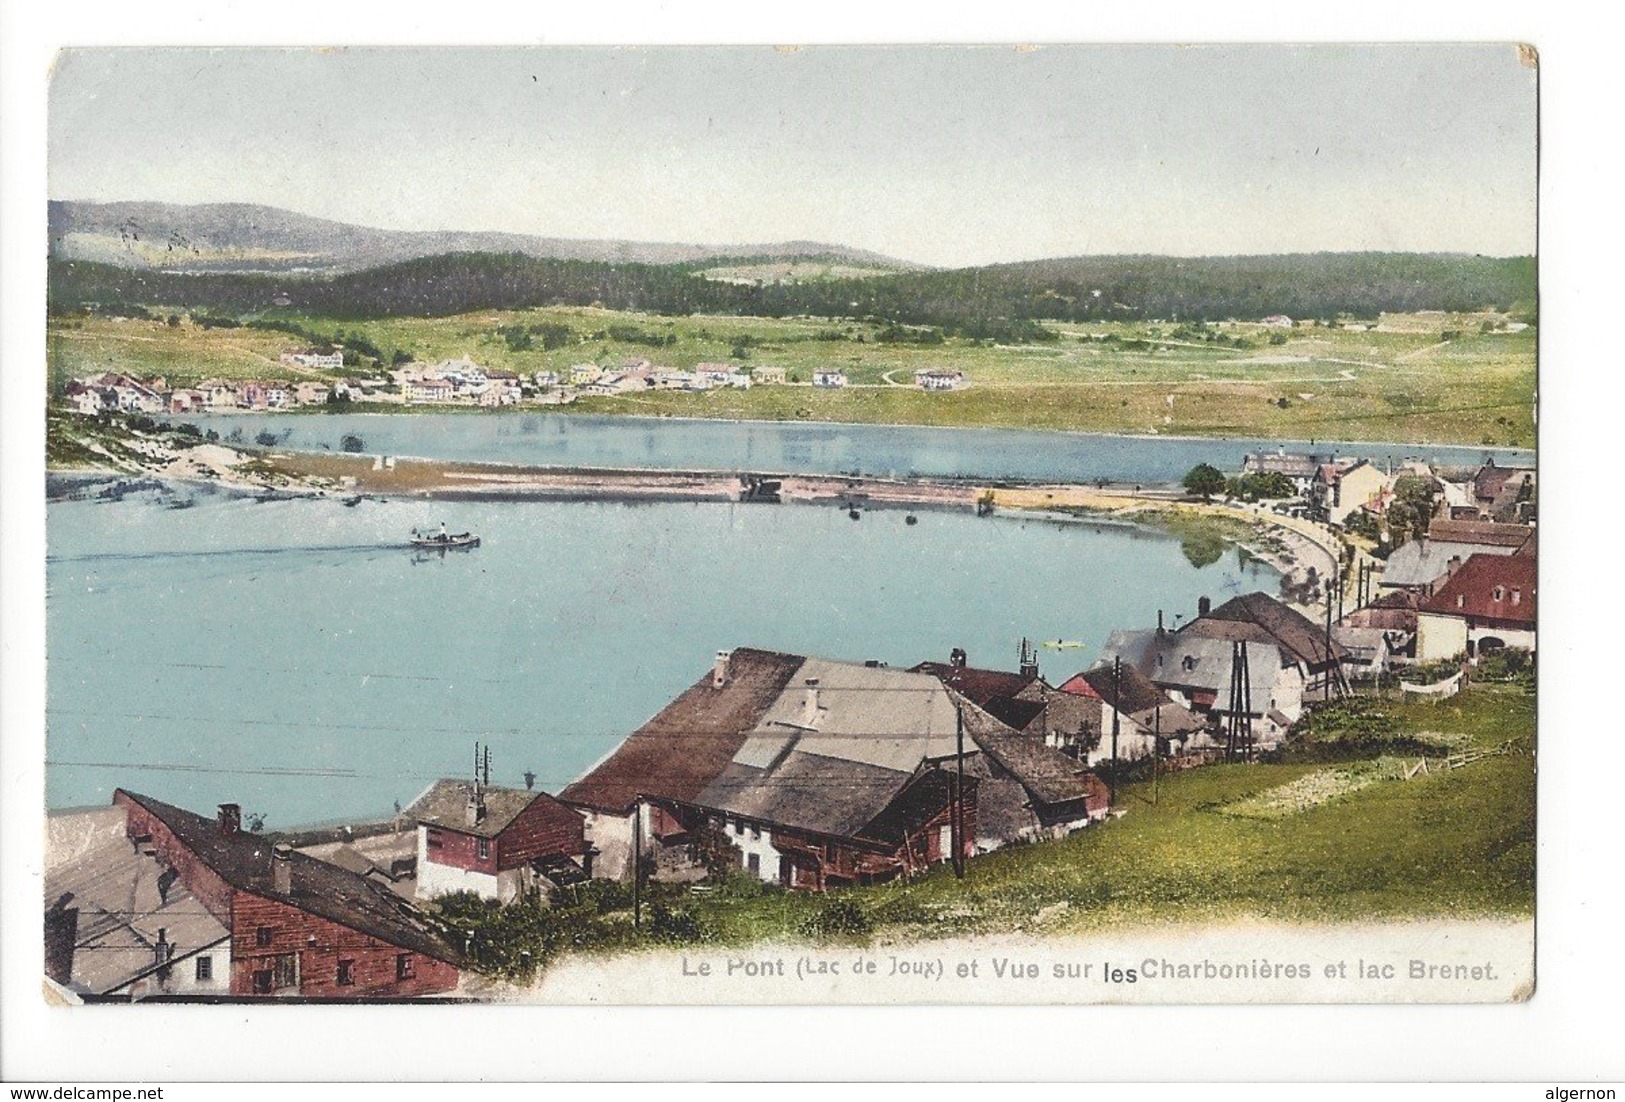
[1182,463,1226,501]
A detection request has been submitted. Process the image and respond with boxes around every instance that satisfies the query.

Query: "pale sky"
[48,44,1537,267]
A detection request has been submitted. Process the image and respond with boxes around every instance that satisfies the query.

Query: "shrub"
[799,897,872,942]
[649,903,706,943]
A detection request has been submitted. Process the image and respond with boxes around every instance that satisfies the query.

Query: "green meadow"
[47,306,1535,448]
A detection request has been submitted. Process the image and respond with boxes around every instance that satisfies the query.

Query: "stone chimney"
[465,789,486,828]
[153,927,172,967]
[217,803,241,836]
[1198,596,1212,618]
[272,844,294,895]
[801,678,822,727]
[713,649,731,688]
[949,647,967,669]
[1157,610,1166,637]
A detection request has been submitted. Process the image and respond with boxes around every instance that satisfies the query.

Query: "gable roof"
[910,661,1045,731]
[973,733,1102,808]
[45,808,231,996]
[693,659,990,838]
[114,791,462,965]
[558,648,805,813]
[1099,629,1285,704]
[1058,662,1169,714]
[698,751,922,841]
[1243,452,1322,478]
[1184,591,1345,666]
[1419,553,1536,626]
[1426,519,1535,549]
[408,780,575,839]
[1379,538,1517,588]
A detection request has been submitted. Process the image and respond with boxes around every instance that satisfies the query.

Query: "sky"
[48,44,1537,268]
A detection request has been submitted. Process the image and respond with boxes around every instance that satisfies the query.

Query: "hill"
[47,200,918,275]
[48,244,1537,344]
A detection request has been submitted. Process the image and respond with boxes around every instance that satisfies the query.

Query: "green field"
[46,306,1536,447]
[688,685,1535,944]
[437,684,1534,979]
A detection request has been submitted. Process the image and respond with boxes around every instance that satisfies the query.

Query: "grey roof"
[696,660,981,838]
[1380,539,1515,589]
[1243,453,1322,478]
[408,779,546,838]
[45,807,231,996]
[698,750,920,840]
[1332,625,1391,664]
[1099,629,1284,704]
[973,734,1101,807]
[748,658,962,771]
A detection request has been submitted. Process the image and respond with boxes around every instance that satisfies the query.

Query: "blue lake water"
[47,491,1278,827]
[192,412,1535,484]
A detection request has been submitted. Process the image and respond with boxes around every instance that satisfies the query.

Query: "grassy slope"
[680,685,1534,946]
[47,308,1536,447]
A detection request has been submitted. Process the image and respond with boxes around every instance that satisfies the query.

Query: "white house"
[915,369,965,392]
[813,370,847,388]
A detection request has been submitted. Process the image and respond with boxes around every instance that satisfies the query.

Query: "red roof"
[558,648,804,813]
[1419,553,1536,627]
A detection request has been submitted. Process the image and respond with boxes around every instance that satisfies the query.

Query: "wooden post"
[1110,656,1122,798]
[1152,701,1161,804]
[1324,570,1335,702]
[632,801,642,931]
[953,702,966,879]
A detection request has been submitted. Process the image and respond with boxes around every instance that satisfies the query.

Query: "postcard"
[35,42,1537,1010]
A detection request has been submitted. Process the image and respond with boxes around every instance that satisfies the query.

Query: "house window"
[271,953,298,989]
[337,959,355,986]
[747,853,761,876]
[1512,590,1521,605]
[255,925,274,948]
[252,969,272,995]
[750,825,761,840]
[1457,595,1466,608]
[426,828,443,849]
[396,953,414,981]
[1493,586,1505,601]
[477,837,491,860]
[195,955,213,983]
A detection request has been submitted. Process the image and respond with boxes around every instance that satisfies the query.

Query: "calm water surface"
[47,492,1277,826]
[194,412,1534,484]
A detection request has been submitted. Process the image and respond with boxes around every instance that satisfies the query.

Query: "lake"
[192,412,1535,485]
[47,490,1278,827]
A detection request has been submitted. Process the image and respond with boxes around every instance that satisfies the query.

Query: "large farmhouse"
[559,647,1107,888]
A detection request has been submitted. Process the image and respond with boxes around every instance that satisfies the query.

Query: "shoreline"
[183,405,1538,460]
[48,437,1341,615]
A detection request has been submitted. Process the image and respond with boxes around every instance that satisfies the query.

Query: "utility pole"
[482,745,491,787]
[631,800,642,931]
[953,702,966,879]
[1152,700,1162,805]
[1110,657,1122,800]
[1324,568,1335,702]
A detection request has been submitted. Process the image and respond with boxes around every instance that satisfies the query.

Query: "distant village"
[61,350,967,417]
[45,386,1534,1002]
